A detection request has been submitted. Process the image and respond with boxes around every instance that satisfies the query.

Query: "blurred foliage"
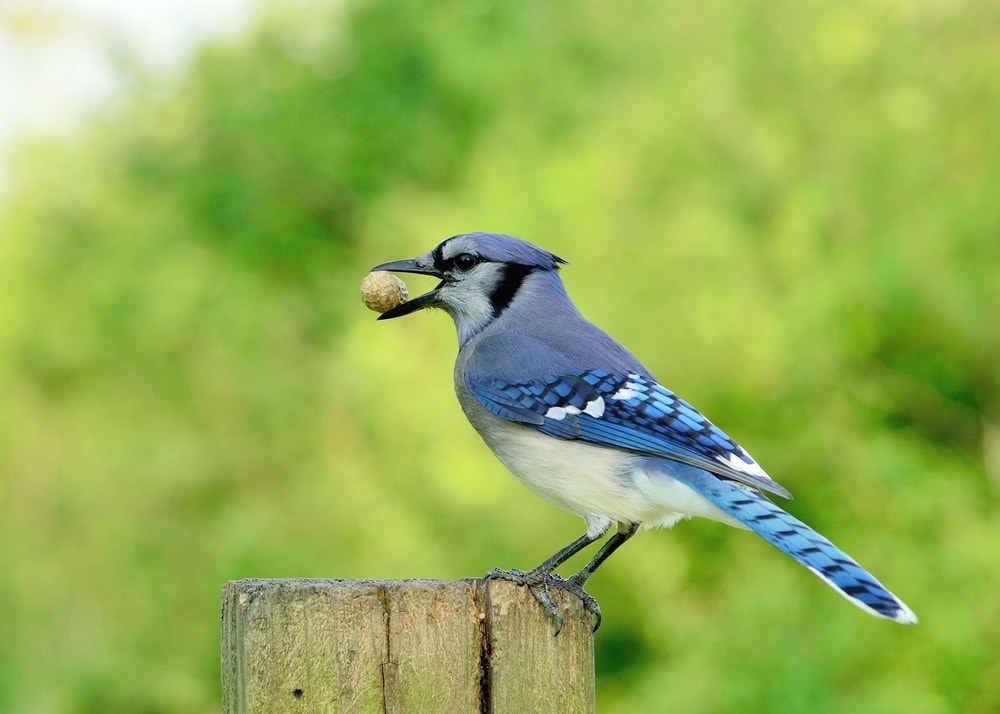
[1,0,999,711]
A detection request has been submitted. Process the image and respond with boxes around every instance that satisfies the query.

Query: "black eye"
[453,253,478,271]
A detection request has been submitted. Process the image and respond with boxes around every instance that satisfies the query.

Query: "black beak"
[369,255,444,320]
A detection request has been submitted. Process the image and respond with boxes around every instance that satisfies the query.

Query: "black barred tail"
[678,470,917,623]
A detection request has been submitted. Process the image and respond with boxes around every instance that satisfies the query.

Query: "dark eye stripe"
[433,240,477,273]
[436,252,481,274]
[432,242,446,270]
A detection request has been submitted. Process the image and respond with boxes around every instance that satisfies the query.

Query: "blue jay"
[371,232,916,631]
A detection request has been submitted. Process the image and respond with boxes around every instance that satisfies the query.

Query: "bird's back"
[457,269,651,386]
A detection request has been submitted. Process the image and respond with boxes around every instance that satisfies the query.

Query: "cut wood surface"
[221,578,595,713]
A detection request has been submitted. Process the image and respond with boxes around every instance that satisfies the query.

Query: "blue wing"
[469,369,792,499]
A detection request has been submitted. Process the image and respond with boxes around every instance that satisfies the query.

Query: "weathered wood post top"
[221,578,595,713]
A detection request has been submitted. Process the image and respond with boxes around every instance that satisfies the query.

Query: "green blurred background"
[2,0,998,711]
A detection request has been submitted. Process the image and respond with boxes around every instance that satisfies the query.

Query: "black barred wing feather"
[469,369,792,499]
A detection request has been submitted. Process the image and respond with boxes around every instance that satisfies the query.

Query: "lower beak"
[369,255,444,320]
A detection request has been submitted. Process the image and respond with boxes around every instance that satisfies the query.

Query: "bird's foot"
[485,567,602,634]
[563,573,602,632]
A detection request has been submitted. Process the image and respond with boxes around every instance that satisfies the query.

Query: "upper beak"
[369,254,444,320]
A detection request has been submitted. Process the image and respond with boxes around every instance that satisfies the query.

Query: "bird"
[370,232,916,632]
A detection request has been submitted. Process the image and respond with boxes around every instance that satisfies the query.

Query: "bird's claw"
[485,568,602,634]
[486,566,540,585]
[565,573,602,632]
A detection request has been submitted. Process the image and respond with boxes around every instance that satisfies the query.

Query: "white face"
[432,238,511,344]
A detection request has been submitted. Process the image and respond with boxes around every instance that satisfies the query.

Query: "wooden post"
[221,578,595,713]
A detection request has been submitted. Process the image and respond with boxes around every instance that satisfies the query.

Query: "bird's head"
[370,232,566,344]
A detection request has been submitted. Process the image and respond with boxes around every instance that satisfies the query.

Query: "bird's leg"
[542,521,638,632]
[486,530,604,587]
[486,526,610,634]
[568,521,640,588]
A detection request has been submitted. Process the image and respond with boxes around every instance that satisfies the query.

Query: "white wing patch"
[545,405,578,420]
[612,379,642,401]
[545,397,606,421]
[584,396,605,418]
[717,451,771,480]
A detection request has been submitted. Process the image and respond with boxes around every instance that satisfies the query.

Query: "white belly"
[473,411,741,537]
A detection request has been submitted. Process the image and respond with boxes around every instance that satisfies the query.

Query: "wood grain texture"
[221,578,595,713]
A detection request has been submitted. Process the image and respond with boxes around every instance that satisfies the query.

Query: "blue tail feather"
[674,469,917,623]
